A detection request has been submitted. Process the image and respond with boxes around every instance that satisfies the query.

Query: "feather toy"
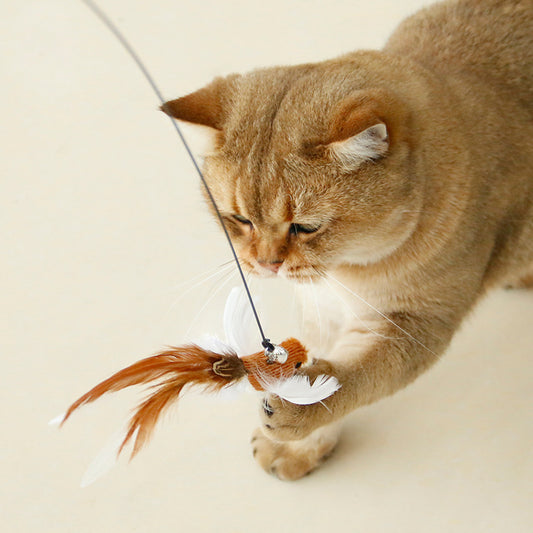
[53,288,340,469]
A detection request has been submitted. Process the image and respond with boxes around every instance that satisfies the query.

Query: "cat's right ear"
[324,90,408,167]
[328,122,389,166]
[161,76,236,155]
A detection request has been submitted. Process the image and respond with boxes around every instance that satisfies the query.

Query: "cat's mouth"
[283,269,323,283]
[241,258,323,283]
[276,264,324,283]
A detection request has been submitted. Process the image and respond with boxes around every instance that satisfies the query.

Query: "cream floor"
[2,1,532,532]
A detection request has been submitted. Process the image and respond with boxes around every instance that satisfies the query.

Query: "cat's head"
[162,62,421,282]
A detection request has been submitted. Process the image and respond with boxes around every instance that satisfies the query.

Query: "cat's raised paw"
[259,359,338,441]
[259,394,320,441]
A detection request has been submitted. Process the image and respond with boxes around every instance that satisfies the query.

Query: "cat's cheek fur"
[338,205,420,265]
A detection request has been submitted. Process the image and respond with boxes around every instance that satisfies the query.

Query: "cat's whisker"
[166,262,235,315]
[171,260,234,292]
[309,279,324,350]
[183,268,238,339]
[321,276,396,341]
[324,272,441,360]
[309,269,372,389]
[299,282,308,342]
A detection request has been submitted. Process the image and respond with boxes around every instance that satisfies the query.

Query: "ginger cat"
[162,0,533,480]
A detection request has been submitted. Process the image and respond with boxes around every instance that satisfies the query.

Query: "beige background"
[2,0,532,531]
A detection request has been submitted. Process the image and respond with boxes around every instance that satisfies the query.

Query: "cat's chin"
[280,268,324,284]
[284,276,322,284]
[239,256,324,282]
[243,262,322,282]
[249,270,318,283]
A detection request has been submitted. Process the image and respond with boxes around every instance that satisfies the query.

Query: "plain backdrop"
[1,1,532,532]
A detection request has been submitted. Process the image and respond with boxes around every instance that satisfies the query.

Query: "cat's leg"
[251,419,342,480]
[258,310,459,443]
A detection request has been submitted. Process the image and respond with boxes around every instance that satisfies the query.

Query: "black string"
[80,0,274,352]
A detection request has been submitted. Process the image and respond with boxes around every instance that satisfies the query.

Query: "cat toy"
[52,288,340,463]
[51,0,340,482]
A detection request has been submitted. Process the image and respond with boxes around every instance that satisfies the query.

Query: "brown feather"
[61,339,308,459]
[62,345,245,457]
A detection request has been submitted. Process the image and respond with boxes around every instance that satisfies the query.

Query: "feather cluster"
[58,345,245,458]
[52,287,340,483]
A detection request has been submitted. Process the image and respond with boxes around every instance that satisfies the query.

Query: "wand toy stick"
[50,3,341,485]
[79,0,274,353]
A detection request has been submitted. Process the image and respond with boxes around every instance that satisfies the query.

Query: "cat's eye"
[232,214,253,226]
[289,222,321,235]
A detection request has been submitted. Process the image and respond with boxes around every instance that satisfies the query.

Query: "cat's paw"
[259,359,338,441]
[251,425,339,481]
[260,395,322,441]
[506,271,533,289]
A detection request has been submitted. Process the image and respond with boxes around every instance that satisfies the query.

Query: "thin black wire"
[80,0,273,351]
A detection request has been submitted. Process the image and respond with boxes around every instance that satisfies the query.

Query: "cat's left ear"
[325,90,407,166]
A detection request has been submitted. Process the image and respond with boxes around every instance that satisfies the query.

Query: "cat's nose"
[257,260,283,273]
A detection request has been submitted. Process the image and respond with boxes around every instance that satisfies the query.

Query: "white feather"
[223,286,261,357]
[195,334,234,354]
[264,374,341,405]
[48,412,66,427]
[80,425,139,488]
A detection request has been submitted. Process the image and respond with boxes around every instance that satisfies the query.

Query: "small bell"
[265,343,289,364]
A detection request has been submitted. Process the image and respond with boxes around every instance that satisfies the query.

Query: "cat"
[161,0,533,480]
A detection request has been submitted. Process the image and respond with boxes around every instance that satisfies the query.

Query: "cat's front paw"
[259,360,338,441]
[251,426,339,480]
[260,395,318,440]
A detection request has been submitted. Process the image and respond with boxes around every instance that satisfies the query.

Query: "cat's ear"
[161,76,237,155]
[328,122,388,165]
[325,91,406,166]
[161,77,228,129]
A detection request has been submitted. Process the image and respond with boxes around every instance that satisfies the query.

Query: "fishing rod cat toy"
[51,0,340,483]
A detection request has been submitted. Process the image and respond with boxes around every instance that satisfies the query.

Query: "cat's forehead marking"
[227,69,310,159]
[263,186,293,226]
[235,164,291,225]
[230,150,334,227]
[218,67,350,225]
